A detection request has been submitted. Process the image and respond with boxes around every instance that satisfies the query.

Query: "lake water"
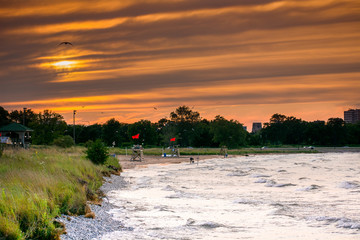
[102,153,360,239]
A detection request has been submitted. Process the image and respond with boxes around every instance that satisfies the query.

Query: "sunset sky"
[1,0,359,130]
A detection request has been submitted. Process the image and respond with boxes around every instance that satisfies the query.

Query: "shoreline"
[60,155,219,239]
[117,146,360,170]
[117,154,221,170]
[60,150,360,239]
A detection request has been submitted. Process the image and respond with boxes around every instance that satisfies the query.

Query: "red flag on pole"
[170,137,176,142]
[132,133,139,139]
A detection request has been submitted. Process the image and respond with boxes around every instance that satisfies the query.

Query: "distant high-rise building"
[344,109,360,124]
[243,126,247,132]
[252,122,262,133]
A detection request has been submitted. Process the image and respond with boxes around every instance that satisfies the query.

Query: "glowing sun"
[52,60,76,69]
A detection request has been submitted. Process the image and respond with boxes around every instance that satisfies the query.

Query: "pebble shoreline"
[59,175,132,240]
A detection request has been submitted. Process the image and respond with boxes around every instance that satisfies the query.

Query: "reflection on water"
[102,153,360,239]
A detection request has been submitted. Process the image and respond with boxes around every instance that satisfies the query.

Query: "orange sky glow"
[0,0,359,131]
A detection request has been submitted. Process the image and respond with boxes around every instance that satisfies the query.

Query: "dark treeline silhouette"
[260,113,360,146]
[0,106,359,148]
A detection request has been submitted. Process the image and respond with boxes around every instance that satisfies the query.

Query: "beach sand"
[117,154,224,170]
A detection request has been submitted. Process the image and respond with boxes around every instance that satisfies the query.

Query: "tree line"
[1,106,359,148]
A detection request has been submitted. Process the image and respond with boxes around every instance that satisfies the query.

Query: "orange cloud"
[1,0,359,131]
[0,0,134,17]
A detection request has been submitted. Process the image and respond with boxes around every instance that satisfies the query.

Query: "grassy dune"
[0,147,120,240]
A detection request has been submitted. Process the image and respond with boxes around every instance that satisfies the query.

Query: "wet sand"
[117,154,224,170]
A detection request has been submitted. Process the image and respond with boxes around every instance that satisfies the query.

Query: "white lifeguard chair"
[130,145,144,161]
[171,145,180,157]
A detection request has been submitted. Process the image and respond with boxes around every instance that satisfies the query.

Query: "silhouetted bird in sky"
[59,42,73,46]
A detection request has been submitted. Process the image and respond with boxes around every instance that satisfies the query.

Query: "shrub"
[53,135,74,148]
[86,139,109,165]
[84,140,94,148]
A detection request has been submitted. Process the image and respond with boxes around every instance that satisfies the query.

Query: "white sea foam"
[296,184,321,191]
[339,181,360,189]
[254,178,267,183]
[250,173,271,178]
[227,169,249,176]
[101,153,360,239]
[312,216,360,230]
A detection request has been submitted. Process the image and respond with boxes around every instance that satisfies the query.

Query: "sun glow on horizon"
[52,60,77,68]
[39,58,90,75]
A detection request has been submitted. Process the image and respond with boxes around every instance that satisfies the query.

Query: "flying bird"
[59,42,73,46]
[154,107,158,110]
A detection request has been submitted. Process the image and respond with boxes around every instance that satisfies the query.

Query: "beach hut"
[0,123,33,148]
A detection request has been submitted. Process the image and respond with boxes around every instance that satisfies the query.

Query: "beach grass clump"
[0,147,119,239]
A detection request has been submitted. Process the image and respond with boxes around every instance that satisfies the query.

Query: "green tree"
[262,114,287,145]
[210,115,247,148]
[327,118,346,146]
[269,113,287,124]
[305,121,328,145]
[128,120,159,146]
[170,106,200,122]
[168,106,202,146]
[262,114,306,145]
[29,110,67,145]
[192,119,215,147]
[0,106,10,127]
[80,124,103,143]
[345,122,360,144]
[9,109,36,126]
[157,119,178,146]
[283,116,306,144]
[102,118,128,147]
[65,124,86,144]
[247,132,262,146]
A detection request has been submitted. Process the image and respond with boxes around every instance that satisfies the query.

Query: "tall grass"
[0,147,119,240]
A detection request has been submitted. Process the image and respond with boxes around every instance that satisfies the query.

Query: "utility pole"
[73,110,76,144]
[23,107,27,126]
